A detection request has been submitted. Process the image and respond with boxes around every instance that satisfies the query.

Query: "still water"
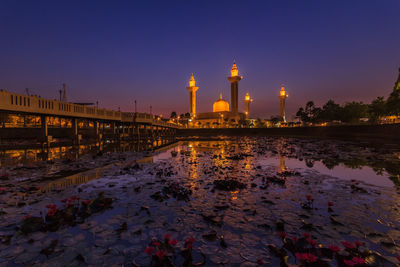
[0,137,400,266]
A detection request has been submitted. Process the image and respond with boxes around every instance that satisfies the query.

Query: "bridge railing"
[0,90,180,128]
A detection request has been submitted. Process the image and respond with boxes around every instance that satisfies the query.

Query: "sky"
[0,0,399,119]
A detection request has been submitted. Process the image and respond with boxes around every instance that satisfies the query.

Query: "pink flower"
[164,233,171,241]
[351,257,365,264]
[328,245,341,253]
[343,259,355,266]
[144,246,154,255]
[169,239,178,246]
[277,232,287,238]
[257,258,263,265]
[185,236,194,249]
[354,241,363,247]
[341,241,355,249]
[306,238,317,247]
[295,253,317,263]
[156,250,166,259]
[328,201,334,207]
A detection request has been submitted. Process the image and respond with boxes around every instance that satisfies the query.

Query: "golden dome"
[231,61,239,77]
[213,93,230,112]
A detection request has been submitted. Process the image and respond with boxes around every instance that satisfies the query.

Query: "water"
[0,137,400,266]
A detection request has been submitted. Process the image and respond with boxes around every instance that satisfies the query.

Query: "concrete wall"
[178,124,400,143]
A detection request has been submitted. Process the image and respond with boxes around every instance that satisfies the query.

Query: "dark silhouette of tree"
[368,97,387,123]
[170,111,177,119]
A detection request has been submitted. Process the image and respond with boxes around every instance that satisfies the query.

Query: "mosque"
[186,62,253,127]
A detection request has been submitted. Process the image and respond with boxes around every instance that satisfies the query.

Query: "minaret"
[279,85,288,122]
[186,73,199,117]
[227,61,242,114]
[244,91,253,119]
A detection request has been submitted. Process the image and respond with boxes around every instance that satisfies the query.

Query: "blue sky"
[0,0,399,119]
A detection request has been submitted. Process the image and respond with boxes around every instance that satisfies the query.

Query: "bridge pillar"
[72,118,79,145]
[41,115,48,143]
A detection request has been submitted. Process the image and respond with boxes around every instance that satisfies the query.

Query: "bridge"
[0,89,181,146]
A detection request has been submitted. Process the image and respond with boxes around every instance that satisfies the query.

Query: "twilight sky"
[0,0,399,119]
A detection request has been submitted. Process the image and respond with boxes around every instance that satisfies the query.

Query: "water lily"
[277,231,287,238]
[341,241,355,249]
[144,246,154,255]
[156,250,166,259]
[295,252,317,263]
[164,233,171,241]
[168,239,178,246]
[328,245,341,253]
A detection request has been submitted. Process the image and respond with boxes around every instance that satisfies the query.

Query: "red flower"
[83,200,91,205]
[156,250,166,259]
[257,258,263,265]
[343,259,355,266]
[61,199,67,203]
[328,245,341,253]
[354,241,363,247]
[306,195,313,201]
[0,187,6,192]
[99,203,104,207]
[152,242,161,246]
[351,257,365,264]
[397,255,400,262]
[185,236,194,249]
[169,239,178,246]
[164,233,171,241]
[277,232,287,238]
[144,246,154,255]
[328,201,334,207]
[303,233,311,239]
[291,236,299,243]
[341,241,355,249]
[306,238,317,247]
[24,214,30,220]
[295,253,317,263]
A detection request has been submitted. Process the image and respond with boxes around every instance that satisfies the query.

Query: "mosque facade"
[186,62,252,128]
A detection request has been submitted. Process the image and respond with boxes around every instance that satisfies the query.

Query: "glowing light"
[189,73,196,87]
[213,93,230,112]
[230,62,239,77]
[280,86,288,97]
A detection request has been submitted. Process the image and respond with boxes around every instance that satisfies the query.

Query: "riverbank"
[178,124,400,143]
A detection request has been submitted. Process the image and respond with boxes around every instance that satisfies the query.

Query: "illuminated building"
[213,93,230,112]
[186,73,199,117]
[187,61,247,128]
[244,91,252,119]
[279,85,288,122]
[227,61,242,114]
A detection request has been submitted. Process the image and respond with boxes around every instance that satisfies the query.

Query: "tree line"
[296,86,400,124]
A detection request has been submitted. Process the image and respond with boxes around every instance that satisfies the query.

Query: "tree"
[320,100,342,122]
[170,111,177,119]
[255,118,266,128]
[387,89,400,116]
[341,102,368,123]
[296,101,322,124]
[368,96,387,123]
[269,115,281,125]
